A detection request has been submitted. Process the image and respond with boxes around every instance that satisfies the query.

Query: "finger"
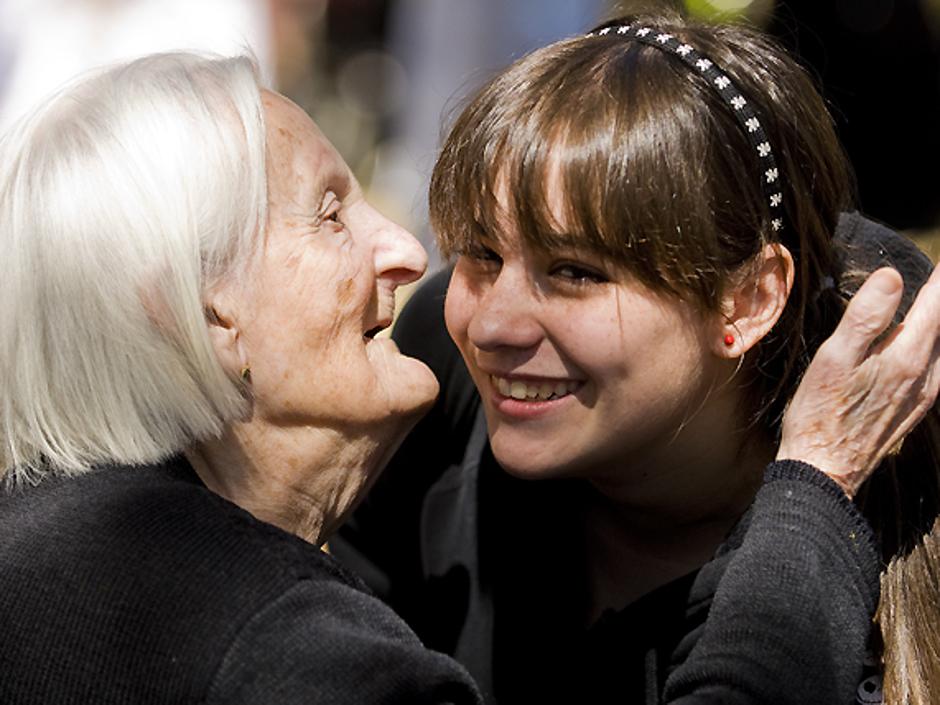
[830,267,903,365]
[882,260,940,371]
[895,257,940,338]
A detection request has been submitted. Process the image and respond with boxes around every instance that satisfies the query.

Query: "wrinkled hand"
[777,265,940,498]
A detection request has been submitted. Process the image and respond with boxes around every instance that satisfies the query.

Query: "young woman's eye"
[552,262,608,284]
[465,243,502,265]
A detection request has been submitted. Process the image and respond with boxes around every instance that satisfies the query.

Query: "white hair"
[0,52,268,482]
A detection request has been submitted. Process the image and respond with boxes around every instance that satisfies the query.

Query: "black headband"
[586,23,784,234]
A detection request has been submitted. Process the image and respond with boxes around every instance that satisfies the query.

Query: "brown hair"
[430,11,940,703]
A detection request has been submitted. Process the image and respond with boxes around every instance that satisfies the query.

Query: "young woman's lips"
[487,374,582,419]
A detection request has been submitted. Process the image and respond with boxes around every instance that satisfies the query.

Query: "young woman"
[333,12,940,705]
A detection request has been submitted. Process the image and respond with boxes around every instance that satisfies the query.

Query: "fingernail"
[871,268,902,296]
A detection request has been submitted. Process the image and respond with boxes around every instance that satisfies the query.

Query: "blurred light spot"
[685,0,775,25]
[836,0,895,34]
[928,0,940,19]
[925,0,940,37]
[368,138,426,225]
[312,98,368,167]
[685,0,753,17]
[337,50,408,118]
[709,0,754,10]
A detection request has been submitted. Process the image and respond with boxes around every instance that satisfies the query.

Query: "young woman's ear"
[203,286,250,381]
[714,243,794,357]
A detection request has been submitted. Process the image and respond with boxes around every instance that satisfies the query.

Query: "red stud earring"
[723,334,735,347]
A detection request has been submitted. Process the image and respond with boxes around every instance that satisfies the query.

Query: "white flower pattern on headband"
[587,23,786,232]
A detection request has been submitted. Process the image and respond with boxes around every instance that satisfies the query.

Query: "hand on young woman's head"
[777,264,940,497]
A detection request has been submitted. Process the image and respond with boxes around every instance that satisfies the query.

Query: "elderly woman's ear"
[204,292,250,382]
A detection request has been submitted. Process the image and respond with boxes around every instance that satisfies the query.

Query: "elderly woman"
[0,53,481,704]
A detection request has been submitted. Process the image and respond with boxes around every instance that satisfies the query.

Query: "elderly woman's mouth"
[363,316,393,340]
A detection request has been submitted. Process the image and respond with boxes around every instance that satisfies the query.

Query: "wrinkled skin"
[779,265,940,497]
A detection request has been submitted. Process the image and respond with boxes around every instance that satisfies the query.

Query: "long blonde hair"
[875,412,940,704]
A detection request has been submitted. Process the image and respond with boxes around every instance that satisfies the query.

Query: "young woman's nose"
[371,208,428,287]
[467,268,543,352]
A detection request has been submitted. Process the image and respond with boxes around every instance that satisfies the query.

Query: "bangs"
[430,35,767,306]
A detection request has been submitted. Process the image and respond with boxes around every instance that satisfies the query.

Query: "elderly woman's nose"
[371,212,428,286]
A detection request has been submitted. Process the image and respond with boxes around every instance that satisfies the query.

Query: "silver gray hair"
[0,52,267,482]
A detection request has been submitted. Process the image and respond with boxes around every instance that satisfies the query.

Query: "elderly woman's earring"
[723,334,735,347]
[240,366,251,382]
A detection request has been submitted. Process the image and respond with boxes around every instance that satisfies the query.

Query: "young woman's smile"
[486,372,585,420]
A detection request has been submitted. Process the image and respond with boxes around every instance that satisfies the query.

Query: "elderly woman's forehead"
[261,89,346,189]
[263,92,327,152]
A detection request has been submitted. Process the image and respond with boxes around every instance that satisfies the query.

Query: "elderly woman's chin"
[365,335,439,424]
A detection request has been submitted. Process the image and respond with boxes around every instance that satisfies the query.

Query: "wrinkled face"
[236,91,437,434]
[444,191,731,484]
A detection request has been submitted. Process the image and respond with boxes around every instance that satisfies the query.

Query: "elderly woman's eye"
[319,191,344,227]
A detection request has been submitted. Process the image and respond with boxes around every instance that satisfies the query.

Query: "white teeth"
[509,381,528,400]
[492,375,578,401]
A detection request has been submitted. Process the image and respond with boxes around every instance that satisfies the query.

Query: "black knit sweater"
[0,457,482,705]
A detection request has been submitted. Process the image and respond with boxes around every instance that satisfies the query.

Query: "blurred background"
[1,0,938,269]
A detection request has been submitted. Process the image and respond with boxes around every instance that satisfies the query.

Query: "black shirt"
[0,457,482,705]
